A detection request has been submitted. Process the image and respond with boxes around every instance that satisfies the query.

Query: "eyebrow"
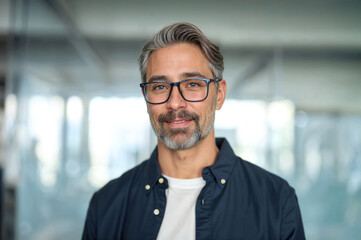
[147,75,169,82]
[147,72,207,83]
[181,72,207,79]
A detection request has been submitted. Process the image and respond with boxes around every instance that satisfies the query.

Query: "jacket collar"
[145,138,238,189]
[145,146,164,189]
[208,138,238,188]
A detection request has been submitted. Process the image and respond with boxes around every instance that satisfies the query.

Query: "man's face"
[145,43,225,150]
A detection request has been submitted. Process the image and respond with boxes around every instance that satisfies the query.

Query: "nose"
[166,85,187,111]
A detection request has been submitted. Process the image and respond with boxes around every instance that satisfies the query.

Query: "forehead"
[146,43,212,81]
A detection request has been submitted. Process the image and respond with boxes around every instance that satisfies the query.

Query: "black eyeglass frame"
[140,78,220,104]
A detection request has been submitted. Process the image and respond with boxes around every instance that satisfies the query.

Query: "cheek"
[204,100,217,122]
[204,95,217,112]
[148,106,161,121]
[194,101,214,123]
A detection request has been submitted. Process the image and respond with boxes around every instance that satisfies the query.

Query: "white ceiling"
[30,0,361,49]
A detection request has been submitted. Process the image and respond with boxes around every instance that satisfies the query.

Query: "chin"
[162,131,202,150]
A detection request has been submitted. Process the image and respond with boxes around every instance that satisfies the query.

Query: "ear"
[216,79,227,110]
[141,90,150,113]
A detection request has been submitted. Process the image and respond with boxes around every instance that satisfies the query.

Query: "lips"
[158,110,199,127]
[167,118,192,128]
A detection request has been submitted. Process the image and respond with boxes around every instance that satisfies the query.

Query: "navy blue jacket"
[82,138,305,239]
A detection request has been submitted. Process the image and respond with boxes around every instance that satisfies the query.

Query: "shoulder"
[91,159,150,208]
[235,157,294,197]
[216,138,294,196]
[234,158,305,238]
[83,160,154,238]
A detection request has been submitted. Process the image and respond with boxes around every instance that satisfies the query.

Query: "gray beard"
[150,110,214,150]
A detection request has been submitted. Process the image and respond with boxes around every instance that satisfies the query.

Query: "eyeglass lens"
[144,79,209,103]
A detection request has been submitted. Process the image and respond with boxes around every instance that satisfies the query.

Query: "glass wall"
[294,113,361,239]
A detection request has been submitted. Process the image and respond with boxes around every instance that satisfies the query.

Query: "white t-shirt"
[156,175,206,240]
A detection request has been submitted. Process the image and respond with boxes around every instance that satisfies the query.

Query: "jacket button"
[220,179,226,184]
[158,178,164,184]
[145,185,150,190]
[154,209,160,215]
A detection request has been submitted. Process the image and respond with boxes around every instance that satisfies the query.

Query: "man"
[82,22,305,240]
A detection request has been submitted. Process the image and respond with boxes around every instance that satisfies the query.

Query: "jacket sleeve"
[82,193,97,240]
[280,185,306,240]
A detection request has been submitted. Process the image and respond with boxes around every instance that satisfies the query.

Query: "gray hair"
[138,22,224,83]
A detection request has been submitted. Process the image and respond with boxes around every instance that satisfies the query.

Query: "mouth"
[158,110,199,129]
[171,120,186,124]
[166,119,192,128]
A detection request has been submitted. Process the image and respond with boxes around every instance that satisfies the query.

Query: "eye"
[150,82,169,92]
[154,85,165,90]
[183,80,206,89]
[188,81,200,87]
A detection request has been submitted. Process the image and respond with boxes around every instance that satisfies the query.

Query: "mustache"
[158,110,199,123]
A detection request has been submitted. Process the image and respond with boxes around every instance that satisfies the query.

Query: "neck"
[157,131,219,179]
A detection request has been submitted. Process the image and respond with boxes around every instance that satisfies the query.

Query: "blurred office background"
[0,0,360,239]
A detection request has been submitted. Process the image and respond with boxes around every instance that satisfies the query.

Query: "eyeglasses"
[140,78,219,104]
